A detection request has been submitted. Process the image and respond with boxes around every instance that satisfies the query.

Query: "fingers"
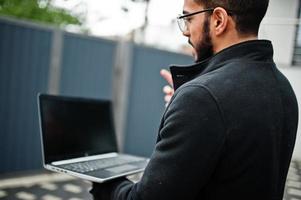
[163,85,173,95]
[164,94,172,103]
[163,85,174,106]
[165,94,173,107]
[160,69,174,107]
[164,91,173,107]
[160,69,173,87]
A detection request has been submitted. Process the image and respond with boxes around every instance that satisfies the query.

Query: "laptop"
[38,93,149,183]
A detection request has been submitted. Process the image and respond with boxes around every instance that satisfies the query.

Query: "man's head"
[194,0,269,35]
[179,0,269,62]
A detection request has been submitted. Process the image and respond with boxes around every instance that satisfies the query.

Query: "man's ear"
[211,7,229,36]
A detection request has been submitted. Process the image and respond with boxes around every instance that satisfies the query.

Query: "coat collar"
[170,40,274,90]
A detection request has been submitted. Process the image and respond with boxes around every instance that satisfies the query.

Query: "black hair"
[194,0,269,35]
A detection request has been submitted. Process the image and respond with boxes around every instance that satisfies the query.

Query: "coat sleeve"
[91,85,227,200]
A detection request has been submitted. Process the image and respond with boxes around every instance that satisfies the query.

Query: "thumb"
[160,69,173,87]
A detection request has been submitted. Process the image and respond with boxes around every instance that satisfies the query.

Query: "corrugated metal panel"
[0,16,193,172]
[59,33,116,99]
[124,45,193,157]
[0,19,52,173]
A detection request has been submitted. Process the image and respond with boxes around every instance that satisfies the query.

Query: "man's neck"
[213,35,258,54]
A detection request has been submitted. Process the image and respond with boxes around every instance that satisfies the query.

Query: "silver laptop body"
[38,93,148,183]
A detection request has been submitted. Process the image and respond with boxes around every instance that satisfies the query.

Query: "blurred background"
[0,0,301,199]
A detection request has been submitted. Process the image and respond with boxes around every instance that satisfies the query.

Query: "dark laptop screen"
[39,94,118,164]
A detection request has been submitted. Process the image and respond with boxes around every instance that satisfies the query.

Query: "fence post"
[48,29,63,94]
[112,39,133,152]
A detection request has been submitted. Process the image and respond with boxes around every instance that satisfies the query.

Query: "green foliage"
[0,0,82,26]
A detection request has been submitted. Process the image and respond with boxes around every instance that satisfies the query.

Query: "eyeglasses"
[177,8,214,33]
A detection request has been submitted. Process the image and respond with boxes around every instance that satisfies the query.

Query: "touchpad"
[105,164,138,173]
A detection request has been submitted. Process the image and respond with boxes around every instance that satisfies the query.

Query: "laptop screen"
[39,94,118,164]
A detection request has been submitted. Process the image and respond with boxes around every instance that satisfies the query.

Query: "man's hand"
[160,69,174,106]
[90,178,131,200]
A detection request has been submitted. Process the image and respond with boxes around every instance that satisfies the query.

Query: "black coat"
[91,40,299,200]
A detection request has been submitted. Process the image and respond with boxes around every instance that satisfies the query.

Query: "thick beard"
[195,16,214,63]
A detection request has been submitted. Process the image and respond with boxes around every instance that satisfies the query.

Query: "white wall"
[259,0,299,66]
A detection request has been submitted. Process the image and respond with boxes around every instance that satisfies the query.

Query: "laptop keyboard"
[60,155,146,173]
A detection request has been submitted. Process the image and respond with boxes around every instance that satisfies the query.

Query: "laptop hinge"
[51,152,118,166]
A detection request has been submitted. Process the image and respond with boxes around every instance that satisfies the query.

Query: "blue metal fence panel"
[124,45,193,157]
[0,17,192,172]
[0,19,52,173]
[59,33,116,99]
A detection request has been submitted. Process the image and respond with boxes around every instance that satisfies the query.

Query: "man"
[91,0,299,199]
